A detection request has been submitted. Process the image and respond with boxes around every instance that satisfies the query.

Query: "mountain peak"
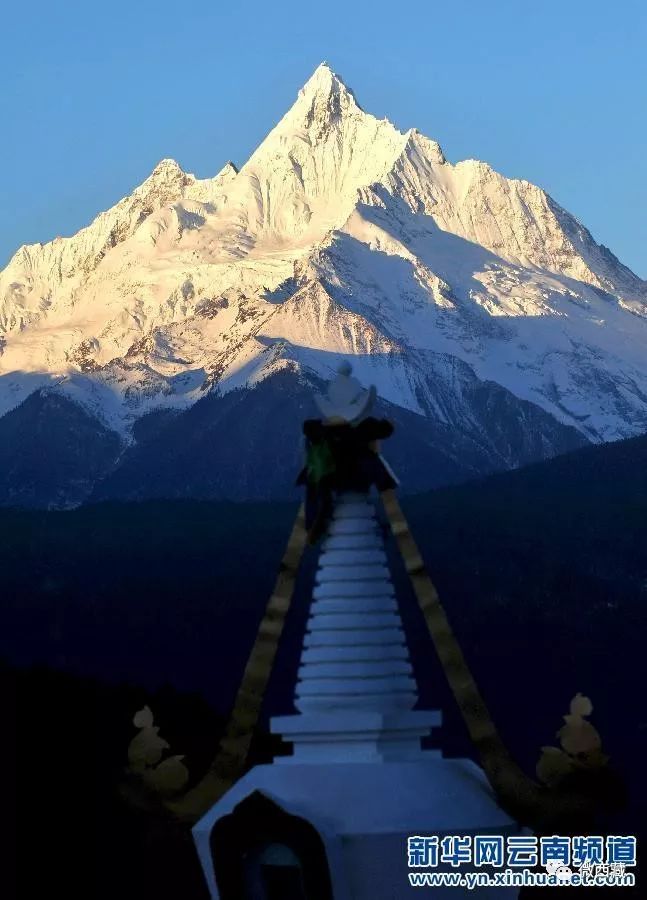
[217,161,238,177]
[137,158,188,192]
[134,158,190,201]
[300,62,344,92]
[150,158,185,177]
[293,62,362,126]
[299,61,358,98]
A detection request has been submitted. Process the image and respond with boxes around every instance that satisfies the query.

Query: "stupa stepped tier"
[278,491,441,762]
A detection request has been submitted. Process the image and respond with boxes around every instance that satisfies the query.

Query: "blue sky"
[2,0,646,275]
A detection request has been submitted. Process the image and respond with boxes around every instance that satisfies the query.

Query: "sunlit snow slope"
[1,63,646,505]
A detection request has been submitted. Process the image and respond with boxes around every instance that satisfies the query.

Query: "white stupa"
[193,367,524,899]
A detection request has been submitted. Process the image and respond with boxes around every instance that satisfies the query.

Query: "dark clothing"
[296,417,396,543]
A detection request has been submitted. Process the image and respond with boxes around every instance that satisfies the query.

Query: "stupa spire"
[273,362,440,760]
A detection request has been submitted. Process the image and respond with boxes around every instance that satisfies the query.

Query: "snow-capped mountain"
[1,63,646,506]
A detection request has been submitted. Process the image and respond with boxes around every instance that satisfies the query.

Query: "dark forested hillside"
[4,431,647,898]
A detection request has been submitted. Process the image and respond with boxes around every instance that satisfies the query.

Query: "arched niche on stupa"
[210,790,333,900]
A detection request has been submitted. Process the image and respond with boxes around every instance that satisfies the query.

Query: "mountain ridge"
[1,62,646,507]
